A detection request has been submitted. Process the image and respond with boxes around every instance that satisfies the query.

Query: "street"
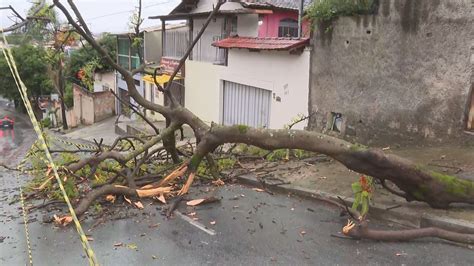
[0,99,473,265]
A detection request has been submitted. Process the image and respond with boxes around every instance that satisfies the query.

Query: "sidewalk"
[62,116,121,146]
[234,145,474,233]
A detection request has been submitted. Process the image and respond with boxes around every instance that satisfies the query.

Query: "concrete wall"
[144,30,162,64]
[185,48,311,129]
[93,71,115,92]
[93,90,115,122]
[73,84,94,125]
[185,60,224,123]
[309,0,473,145]
[73,84,115,125]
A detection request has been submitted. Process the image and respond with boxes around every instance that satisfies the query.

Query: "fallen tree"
[11,0,473,244]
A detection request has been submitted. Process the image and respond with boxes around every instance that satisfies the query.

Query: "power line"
[85,0,171,21]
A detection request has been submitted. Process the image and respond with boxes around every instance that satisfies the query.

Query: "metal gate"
[222,81,271,128]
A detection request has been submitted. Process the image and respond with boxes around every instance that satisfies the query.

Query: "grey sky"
[1,0,180,34]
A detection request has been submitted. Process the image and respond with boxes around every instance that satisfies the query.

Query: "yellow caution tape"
[1,33,99,265]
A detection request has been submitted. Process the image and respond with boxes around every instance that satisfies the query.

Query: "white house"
[151,0,312,129]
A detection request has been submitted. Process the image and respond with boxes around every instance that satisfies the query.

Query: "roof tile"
[212,36,309,51]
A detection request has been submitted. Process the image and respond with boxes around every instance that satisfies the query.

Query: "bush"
[306,0,376,22]
[41,117,51,128]
[64,82,74,108]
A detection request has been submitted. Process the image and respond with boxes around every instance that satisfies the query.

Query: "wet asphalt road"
[0,98,473,265]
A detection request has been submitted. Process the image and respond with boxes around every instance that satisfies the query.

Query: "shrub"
[306,0,376,22]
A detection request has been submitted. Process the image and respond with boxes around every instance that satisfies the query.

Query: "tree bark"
[58,59,68,129]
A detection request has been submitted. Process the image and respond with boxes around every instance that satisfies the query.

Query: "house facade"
[142,24,188,121]
[115,31,146,118]
[115,24,188,121]
[152,0,312,129]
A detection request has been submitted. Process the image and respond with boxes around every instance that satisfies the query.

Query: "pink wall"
[258,11,311,38]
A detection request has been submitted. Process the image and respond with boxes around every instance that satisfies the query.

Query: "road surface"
[0,98,473,265]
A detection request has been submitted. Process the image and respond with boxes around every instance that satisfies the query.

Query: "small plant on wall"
[306,0,377,22]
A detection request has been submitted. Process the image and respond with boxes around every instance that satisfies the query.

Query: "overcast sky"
[1,0,180,34]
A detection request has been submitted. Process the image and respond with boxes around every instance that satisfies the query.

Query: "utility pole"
[298,0,304,38]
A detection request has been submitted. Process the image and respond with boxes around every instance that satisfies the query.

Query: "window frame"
[278,18,298,38]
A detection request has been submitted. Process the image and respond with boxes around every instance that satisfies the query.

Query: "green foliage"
[266,149,288,162]
[431,171,474,197]
[350,143,368,152]
[306,0,376,22]
[217,158,236,171]
[93,203,103,214]
[66,33,117,79]
[81,59,100,91]
[24,2,58,42]
[0,45,53,104]
[64,83,74,108]
[237,124,249,134]
[351,175,374,216]
[51,176,78,200]
[41,117,51,128]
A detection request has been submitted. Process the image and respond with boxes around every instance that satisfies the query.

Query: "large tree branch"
[194,125,474,208]
[1,0,46,33]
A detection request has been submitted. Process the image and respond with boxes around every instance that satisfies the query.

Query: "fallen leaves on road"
[113,242,123,247]
[127,243,138,250]
[187,198,205,206]
[105,194,116,203]
[300,230,306,236]
[188,212,196,216]
[53,214,73,226]
[252,188,265,192]
[148,223,160,228]
[186,196,221,206]
[134,201,144,209]
[157,194,166,204]
[212,179,225,186]
[210,221,216,225]
[124,196,132,205]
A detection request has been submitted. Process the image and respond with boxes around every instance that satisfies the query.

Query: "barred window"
[278,18,298,38]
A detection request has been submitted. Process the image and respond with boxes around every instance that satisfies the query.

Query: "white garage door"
[222,81,271,128]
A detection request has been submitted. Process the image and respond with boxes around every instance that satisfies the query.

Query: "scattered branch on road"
[343,219,474,244]
[5,0,472,246]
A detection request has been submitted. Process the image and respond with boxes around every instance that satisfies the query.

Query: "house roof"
[150,0,310,20]
[212,36,309,51]
[242,0,313,11]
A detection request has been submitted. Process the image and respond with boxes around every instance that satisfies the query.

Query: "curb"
[235,173,474,234]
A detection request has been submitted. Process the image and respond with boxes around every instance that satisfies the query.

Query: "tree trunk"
[58,60,68,130]
[194,125,474,209]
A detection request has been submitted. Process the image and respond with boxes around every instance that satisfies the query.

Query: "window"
[278,18,298,38]
[231,16,238,36]
[118,37,130,69]
[117,36,142,70]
